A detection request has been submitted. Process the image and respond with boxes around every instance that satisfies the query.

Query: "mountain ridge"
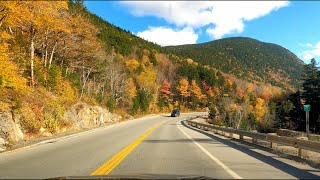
[166,37,304,90]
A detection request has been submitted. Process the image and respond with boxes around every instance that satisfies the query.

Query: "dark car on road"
[171,109,180,117]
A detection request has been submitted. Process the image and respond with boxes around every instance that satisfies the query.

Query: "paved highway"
[0,112,319,179]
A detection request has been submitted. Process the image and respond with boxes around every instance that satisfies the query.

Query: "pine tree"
[302,58,319,103]
[302,58,320,133]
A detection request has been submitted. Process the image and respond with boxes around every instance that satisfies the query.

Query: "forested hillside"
[167,37,304,90]
[0,1,235,145]
[0,1,313,149]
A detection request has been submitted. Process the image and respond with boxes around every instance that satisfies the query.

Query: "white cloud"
[299,43,313,48]
[301,42,320,61]
[121,1,289,39]
[137,27,198,46]
[120,1,214,28]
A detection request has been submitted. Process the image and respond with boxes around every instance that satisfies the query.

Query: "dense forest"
[0,1,317,147]
[167,37,304,90]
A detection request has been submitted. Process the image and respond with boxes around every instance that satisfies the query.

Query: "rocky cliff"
[0,102,121,151]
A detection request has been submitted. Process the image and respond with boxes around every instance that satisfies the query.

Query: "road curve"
[0,112,319,179]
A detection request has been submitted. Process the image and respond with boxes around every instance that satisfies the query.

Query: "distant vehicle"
[171,109,180,117]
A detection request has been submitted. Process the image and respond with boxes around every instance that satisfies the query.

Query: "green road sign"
[304,104,311,111]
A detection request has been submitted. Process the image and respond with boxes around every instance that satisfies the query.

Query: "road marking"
[90,119,170,176]
[0,115,167,157]
[177,121,243,179]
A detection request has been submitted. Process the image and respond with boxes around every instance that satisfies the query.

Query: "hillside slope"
[167,37,304,90]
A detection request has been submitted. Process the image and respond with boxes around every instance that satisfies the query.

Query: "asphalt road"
[0,112,319,179]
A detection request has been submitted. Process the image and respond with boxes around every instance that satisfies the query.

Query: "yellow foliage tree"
[126,77,137,99]
[177,78,190,98]
[247,83,254,93]
[0,31,28,90]
[254,98,267,121]
[190,80,206,100]
[136,68,158,94]
[0,1,70,87]
[136,67,159,112]
[125,59,140,71]
[142,55,149,65]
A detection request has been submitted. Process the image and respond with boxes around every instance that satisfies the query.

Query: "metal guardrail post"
[270,142,277,149]
[229,132,234,138]
[221,126,225,136]
[297,137,308,158]
[239,135,243,140]
[252,138,258,144]
[227,127,233,139]
[268,133,277,148]
[298,148,305,158]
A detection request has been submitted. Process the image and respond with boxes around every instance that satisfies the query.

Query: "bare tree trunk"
[41,42,45,63]
[93,76,96,95]
[44,29,48,67]
[48,40,57,68]
[80,67,92,101]
[30,28,35,88]
[8,26,13,34]
[101,84,105,99]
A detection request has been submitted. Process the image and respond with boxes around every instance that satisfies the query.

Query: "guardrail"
[186,117,320,158]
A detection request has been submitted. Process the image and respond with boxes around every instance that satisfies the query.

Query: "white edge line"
[177,120,243,179]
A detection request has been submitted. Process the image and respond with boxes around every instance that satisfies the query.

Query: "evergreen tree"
[302,58,319,103]
[302,58,320,133]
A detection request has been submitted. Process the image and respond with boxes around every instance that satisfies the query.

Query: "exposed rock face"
[39,127,52,137]
[0,112,24,151]
[0,138,5,151]
[63,103,121,129]
[0,102,121,151]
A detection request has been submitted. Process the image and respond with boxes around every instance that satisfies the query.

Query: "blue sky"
[84,1,320,63]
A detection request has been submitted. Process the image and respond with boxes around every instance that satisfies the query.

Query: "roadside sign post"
[303,105,310,137]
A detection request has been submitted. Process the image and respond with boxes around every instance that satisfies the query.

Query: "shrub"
[19,106,39,133]
[106,97,116,113]
[42,113,59,134]
[240,117,248,130]
[56,80,78,105]
[48,65,62,91]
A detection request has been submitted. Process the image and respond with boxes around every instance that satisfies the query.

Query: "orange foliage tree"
[202,80,214,97]
[160,79,172,102]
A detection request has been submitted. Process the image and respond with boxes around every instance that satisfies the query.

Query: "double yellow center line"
[90,119,169,176]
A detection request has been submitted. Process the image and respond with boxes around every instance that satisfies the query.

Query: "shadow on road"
[161,115,174,117]
[143,138,226,145]
[180,120,320,179]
